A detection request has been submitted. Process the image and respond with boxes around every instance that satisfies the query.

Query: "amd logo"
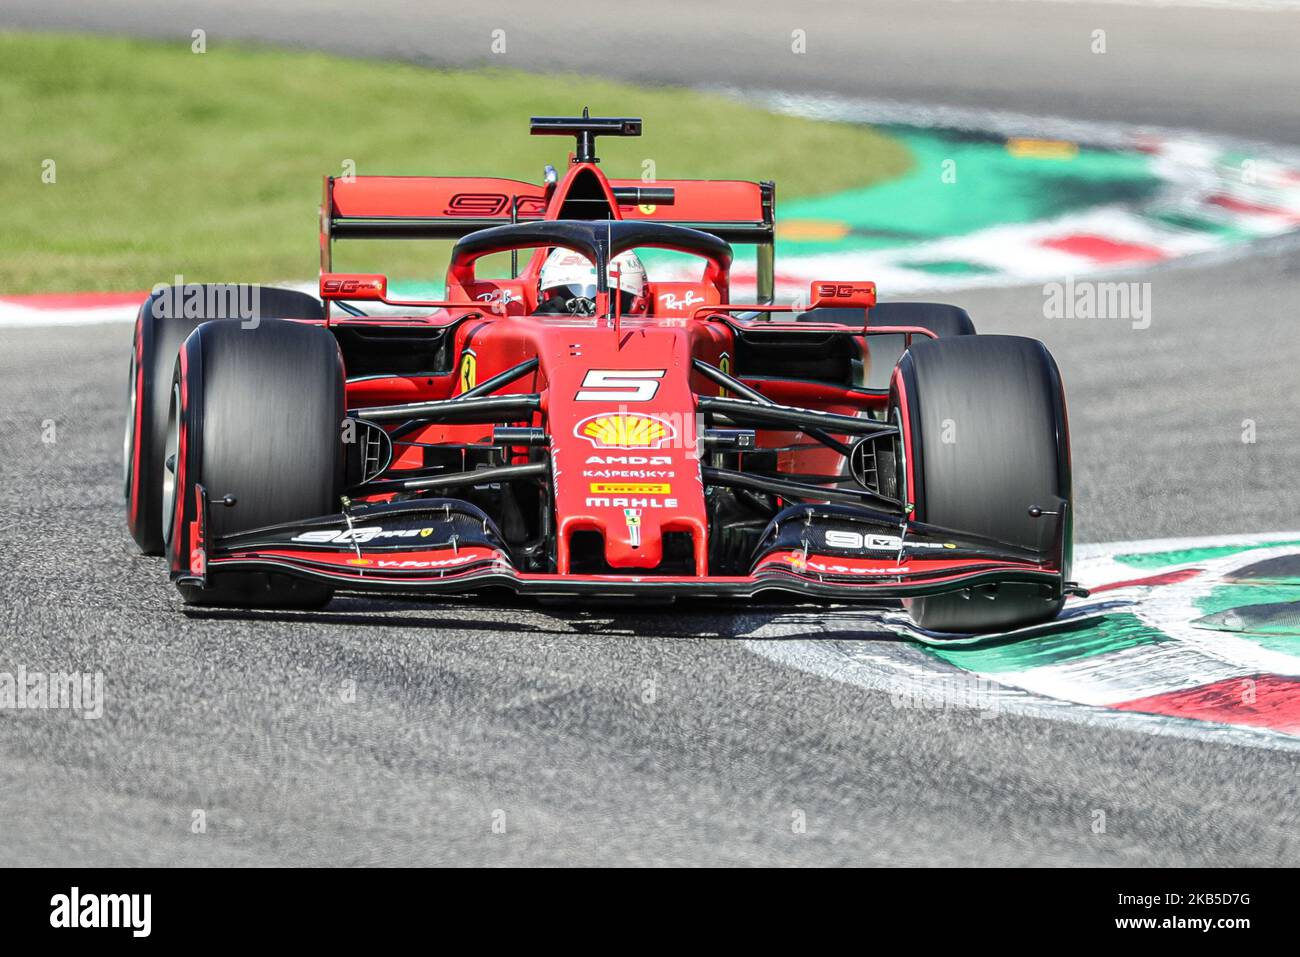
[585,455,672,465]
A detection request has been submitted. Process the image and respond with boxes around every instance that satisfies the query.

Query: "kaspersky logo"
[574,412,677,449]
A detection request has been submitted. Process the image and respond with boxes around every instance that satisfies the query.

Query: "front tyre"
[165,318,345,608]
[892,334,1072,633]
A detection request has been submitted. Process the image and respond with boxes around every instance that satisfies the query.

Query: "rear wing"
[321,174,776,300]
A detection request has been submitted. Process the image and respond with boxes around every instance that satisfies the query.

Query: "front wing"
[181,496,1070,603]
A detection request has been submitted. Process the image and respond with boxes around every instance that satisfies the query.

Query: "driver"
[535,248,647,316]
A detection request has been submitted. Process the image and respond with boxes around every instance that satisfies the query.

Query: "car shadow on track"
[182,593,911,642]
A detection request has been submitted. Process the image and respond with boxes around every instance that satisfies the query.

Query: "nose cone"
[541,326,708,574]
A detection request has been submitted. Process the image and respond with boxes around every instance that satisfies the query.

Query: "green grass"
[0,32,911,293]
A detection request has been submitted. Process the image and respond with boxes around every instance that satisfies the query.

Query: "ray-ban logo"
[50,887,151,937]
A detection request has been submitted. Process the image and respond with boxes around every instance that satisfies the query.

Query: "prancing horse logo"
[624,508,643,547]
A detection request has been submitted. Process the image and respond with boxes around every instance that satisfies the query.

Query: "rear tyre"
[866,302,975,391]
[165,318,345,608]
[797,301,976,335]
[892,334,1072,633]
[795,302,975,390]
[124,284,323,554]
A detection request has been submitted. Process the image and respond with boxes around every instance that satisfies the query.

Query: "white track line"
[1131,544,1300,676]
[0,302,139,328]
[937,0,1300,9]
[744,629,1300,753]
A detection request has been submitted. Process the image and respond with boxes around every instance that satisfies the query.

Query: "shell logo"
[574,413,677,449]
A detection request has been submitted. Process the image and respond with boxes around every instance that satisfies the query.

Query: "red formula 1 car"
[123,113,1079,634]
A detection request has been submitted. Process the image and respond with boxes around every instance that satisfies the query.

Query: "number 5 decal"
[576,369,665,402]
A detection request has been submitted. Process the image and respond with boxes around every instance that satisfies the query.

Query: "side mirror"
[809,280,876,310]
[320,273,388,301]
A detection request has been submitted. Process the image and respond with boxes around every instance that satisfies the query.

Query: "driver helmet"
[538,248,647,315]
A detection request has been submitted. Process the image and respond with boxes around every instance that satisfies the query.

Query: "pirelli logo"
[588,482,671,495]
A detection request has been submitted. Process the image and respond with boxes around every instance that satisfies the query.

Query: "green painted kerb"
[776,127,1161,257]
[1194,585,1300,652]
[638,125,1162,278]
[922,613,1165,674]
[1114,540,1300,569]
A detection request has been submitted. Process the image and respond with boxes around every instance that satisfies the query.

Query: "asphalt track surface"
[2,1,1300,866]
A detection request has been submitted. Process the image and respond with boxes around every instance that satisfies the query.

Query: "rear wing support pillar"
[757,180,775,304]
